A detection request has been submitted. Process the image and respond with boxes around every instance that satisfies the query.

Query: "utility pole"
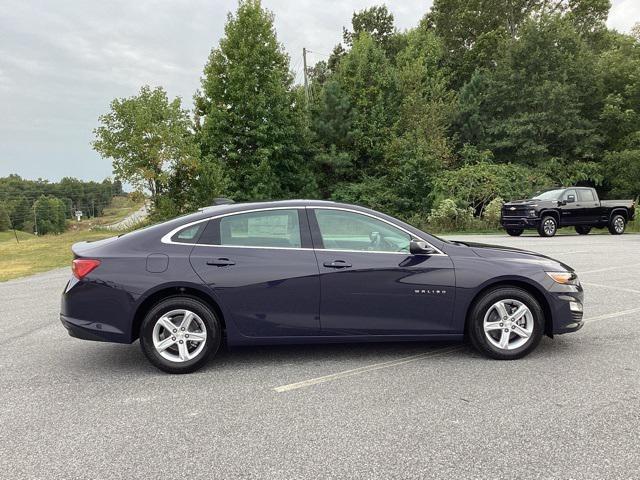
[9,217,19,244]
[33,203,38,236]
[302,47,309,105]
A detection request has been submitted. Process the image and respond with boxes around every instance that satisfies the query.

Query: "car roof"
[195,199,358,215]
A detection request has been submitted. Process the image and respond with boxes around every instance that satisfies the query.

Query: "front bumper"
[548,286,584,335]
[501,216,540,229]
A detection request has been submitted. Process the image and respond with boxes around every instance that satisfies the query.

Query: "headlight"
[528,210,537,217]
[546,271,579,285]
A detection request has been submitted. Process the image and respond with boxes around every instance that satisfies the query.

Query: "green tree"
[33,196,66,235]
[334,33,396,176]
[195,0,315,202]
[432,161,549,214]
[384,25,455,214]
[0,203,10,231]
[343,5,403,57]
[426,0,544,86]
[456,15,602,169]
[93,85,198,211]
[8,195,31,231]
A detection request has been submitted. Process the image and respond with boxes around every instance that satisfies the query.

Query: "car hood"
[503,198,558,207]
[454,240,574,272]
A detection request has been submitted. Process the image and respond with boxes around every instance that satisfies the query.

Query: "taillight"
[72,259,101,279]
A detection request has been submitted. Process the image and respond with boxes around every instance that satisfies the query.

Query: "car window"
[219,209,301,248]
[562,189,577,201]
[315,209,411,253]
[171,223,205,243]
[578,189,595,202]
[532,189,563,200]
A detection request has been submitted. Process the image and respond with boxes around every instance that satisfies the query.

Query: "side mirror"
[566,195,576,203]
[410,239,437,255]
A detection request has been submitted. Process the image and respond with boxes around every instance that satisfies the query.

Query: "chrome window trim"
[160,205,446,256]
[160,207,307,248]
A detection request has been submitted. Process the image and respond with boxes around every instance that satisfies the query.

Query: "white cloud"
[0,0,636,181]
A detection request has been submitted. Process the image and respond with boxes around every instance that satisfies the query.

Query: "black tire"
[538,215,557,237]
[608,214,626,235]
[506,228,524,237]
[575,225,591,235]
[139,296,221,374]
[468,287,544,360]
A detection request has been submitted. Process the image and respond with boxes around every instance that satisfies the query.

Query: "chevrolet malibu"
[60,200,584,373]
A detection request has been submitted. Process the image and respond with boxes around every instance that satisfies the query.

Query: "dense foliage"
[93,0,640,228]
[0,175,121,233]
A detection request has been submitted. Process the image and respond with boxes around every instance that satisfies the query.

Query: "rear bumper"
[60,313,129,343]
[60,277,135,344]
[501,217,540,229]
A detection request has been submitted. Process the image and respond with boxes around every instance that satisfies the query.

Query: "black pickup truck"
[500,187,636,237]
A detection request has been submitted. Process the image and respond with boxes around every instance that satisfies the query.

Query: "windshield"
[532,189,564,201]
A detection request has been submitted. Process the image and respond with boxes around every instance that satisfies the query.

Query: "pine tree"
[195,0,315,201]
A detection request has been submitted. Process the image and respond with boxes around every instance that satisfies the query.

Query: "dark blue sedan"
[60,200,584,373]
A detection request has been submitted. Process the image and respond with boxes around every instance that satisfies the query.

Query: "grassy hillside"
[0,196,144,282]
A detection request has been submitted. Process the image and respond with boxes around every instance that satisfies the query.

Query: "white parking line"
[580,263,640,275]
[582,282,640,295]
[585,307,640,323]
[273,346,462,393]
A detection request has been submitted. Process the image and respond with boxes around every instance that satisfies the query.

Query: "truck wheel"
[506,228,524,237]
[575,226,591,235]
[538,216,557,237]
[608,214,626,235]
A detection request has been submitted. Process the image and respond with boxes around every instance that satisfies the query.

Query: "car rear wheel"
[468,287,544,360]
[575,225,591,235]
[608,214,626,235]
[538,216,557,237]
[506,228,524,237]
[139,296,221,374]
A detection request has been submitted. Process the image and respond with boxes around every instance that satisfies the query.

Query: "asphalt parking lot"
[1,233,639,479]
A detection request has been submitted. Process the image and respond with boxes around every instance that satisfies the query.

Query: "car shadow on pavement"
[68,334,583,377]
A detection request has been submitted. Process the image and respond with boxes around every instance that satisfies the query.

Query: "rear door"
[577,188,600,223]
[189,208,320,337]
[309,207,456,335]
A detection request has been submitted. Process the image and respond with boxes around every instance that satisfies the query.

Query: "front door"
[308,208,456,335]
[559,189,586,225]
[189,208,320,337]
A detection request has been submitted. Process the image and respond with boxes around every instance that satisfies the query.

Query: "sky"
[0,0,638,183]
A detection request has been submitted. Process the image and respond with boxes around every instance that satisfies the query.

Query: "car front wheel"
[506,228,524,237]
[538,216,557,237]
[140,296,221,374]
[468,287,544,360]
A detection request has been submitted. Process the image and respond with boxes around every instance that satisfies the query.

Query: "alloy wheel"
[614,216,625,233]
[543,218,556,236]
[483,299,534,351]
[152,309,207,362]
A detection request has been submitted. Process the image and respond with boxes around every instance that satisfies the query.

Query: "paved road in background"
[104,202,149,231]
[1,233,639,479]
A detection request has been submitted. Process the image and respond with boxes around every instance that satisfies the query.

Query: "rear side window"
[171,223,205,243]
[578,189,595,202]
[219,209,302,248]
